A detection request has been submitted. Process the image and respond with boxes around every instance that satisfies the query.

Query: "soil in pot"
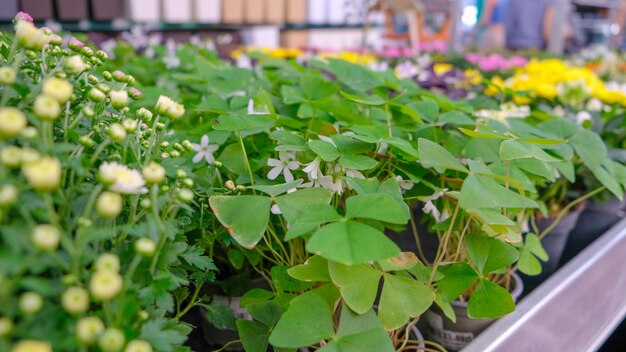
[560,197,626,266]
[421,272,523,352]
[386,205,440,263]
[520,208,583,294]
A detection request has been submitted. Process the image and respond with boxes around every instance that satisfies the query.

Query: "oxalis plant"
[196,51,626,351]
[0,15,216,352]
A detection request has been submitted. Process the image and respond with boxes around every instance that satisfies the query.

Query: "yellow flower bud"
[95,253,120,272]
[19,292,43,315]
[142,162,165,184]
[22,157,62,192]
[31,224,61,251]
[61,287,90,315]
[0,107,27,138]
[1,146,22,168]
[11,340,52,352]
[108,123,127,142]
[109,90,129,110]
[96,191,123,218]
[64,55,87,74]
[15,21,50,50]
[76,316,104,345]
[0,66,16,85]
[43,77,73,103]
[125,339,153,352]
[33,94,61,121]
[90,270,123,301]
[98,328,125,352]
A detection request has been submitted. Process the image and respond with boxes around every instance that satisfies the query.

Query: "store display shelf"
[573,0,621,8]
[463,218,626,352]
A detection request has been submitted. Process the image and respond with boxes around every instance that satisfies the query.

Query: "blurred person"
[505,0,571,50]
[477,0,509,51]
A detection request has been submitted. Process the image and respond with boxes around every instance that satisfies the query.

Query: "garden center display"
[2,7,626,352]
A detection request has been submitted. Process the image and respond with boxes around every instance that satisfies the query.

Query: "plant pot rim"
[450,272,524,309]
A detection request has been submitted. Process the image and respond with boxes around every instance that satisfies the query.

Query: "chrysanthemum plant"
[0,17,216,352]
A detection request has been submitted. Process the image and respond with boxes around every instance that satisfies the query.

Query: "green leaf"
[218,143,247,176]
[213,113,275,131]
[346,193,409,224]
[309,140,341,161]
[467,279,515,319]
[340,91,386,105]
[269,292,335,348]
[418,138,468,172]
[339,155,379,170]
[525,233,548,261]
[500,140,560,162]
[325,58,385,91]
[248,180,304,197]
[237,320,271,352]
[328,262,381,314]
[570,129,608,170]
[272,266,314,292]
[285,204,342,240]
[385,137,418,159]
[318,306,395,352]
[459,174,538,210]
[438,110,475,125]
[377,252,418,271]
[517,248,543,276]
[436,263,480,302]
[379,275,434,330]
[307,221,400,265]
[409,99,439,122]
[288,255,331,282]
[465,234,519,274]
[301,73,338,100]
[209,195,271,248]
[275,188,333,225]
[140,318,192,352]
[282,85,306,104]
[591,165,624,199]
[204,300,237,330]
[459,127,507,140]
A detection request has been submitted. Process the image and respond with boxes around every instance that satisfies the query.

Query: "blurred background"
[0,0,625,56]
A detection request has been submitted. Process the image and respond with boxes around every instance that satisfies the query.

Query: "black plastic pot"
[91,0,124,20]
[421,273,523,352]
[521,208,583,293]
[55,0,88,20]
[20,0,54,20]
[560,197,626,266]
[0,0,18,20]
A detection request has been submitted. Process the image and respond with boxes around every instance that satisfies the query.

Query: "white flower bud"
[1,146,22,168]
[177,188,194,203]
[95,253,120,272]
[88,88,106,102]
[31,224,61,251]
[61,287,90,315]
[99,328,125,352]
[42,77,73,103]
[76,317,104,345]
[0,66,16,84]
[142,162,166,184]
[33,94,61,121]
[136,107,153,121]
[108,123,127,142]
[134,238,156,257]
[0,107,27,138]
[122,119,138,133]
[96,191,123,218]
[21,126,38,139]
[0,184,18,208]
[90,271,123,301]
[22,157,62,192]
[15,21,50,50]
[155,95,185,120]
[109,90,129,110]
[125,339,153,352]
[11,340,51,352]
[64,55,87,74]
[19,292,43,314]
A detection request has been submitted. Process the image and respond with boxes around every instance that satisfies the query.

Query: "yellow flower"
[61,287,90,314]
[11,340,52,352]
[98,162,147,194]
[15,21,50,50]
[33,94,61,121]
[22,157,62,192]
[485,76,505,96]
[76,316,104,344]
[31,224,61,251]
[433,63,453,76]
[0,107,27,138]
[90,270,123,301]
[43,77,73,103]
[464,69,483,85]
[96,191,123,218]
[64,55,87,74]
[125,340,153,352]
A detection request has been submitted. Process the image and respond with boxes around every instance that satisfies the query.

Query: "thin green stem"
[539,186,605,240]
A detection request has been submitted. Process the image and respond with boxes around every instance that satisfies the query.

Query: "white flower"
[61,287,90,315]
[586,98,604,112]
[31,224,60,251]
[247,99,269,115]
[345,169,365,180]
[575,111,593,125]
[302,174,343,194]
[395,61,419,79]
[191,135,219,164]
[237,54,252,69]
[76,317,104,344]
[0,107,27,138]
[368,61,389,72]
[19,292,43,314]
[98,328,125,352]
[396,175,414,191]
[90,271,123,301]
[302,157,322,180]
[99,162,147,194]
[125,340,153,352]
[155,95,185,120]
[96,191,123,218]
[64,55,87,74]
[318,135,337,147]
[95,253,120,272]
[271,188,297,214]
[420,189,449,223]
[42,78,73,103]
[267,152,299,182]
